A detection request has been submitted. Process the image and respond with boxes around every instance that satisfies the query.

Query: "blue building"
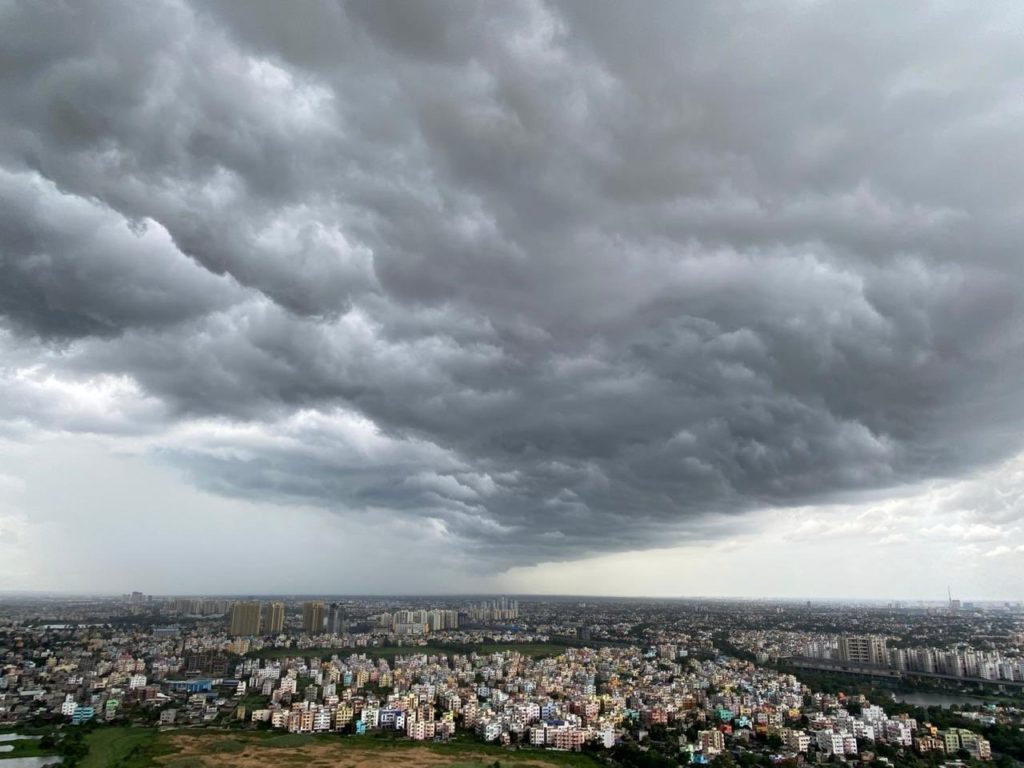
[168,679,213,693]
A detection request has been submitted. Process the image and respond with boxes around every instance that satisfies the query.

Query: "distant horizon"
[1,589,1018,605]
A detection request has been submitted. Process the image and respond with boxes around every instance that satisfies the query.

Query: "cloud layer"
[2,1,1024,577]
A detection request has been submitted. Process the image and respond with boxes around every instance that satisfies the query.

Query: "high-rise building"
[427,609,459,631]
[229,601,262,636]
[393,609,427,635]
[326,603,346,635]
[264,602,285,634]
[302,601,325,634]
[838,635,887,666]
[468,597,519,622]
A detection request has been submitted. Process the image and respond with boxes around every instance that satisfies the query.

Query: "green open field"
[249,643,571,661]
[79,727,163,768]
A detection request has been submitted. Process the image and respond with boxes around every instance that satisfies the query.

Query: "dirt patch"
[156,735,565,768]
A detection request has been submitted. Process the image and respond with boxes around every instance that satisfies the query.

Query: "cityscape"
[1,593,1023,767]
[2,2,1024,768]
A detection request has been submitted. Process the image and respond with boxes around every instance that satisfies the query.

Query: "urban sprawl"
[1,595,1023,767]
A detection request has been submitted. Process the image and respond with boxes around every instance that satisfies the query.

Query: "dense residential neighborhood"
[2,596,1021,767]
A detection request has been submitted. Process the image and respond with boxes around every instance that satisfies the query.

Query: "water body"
[895,692,988,708]
[0,735,61,767]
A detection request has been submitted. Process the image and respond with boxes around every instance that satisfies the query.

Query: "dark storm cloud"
[0,170,241,338]
[2,0,1024,565]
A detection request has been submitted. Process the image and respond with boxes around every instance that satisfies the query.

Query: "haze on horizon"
[0,1,1022,601]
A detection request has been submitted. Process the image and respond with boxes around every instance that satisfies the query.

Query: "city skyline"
[1,2,1023,599]
[3,590,1019,761]
[0,588,1016,607]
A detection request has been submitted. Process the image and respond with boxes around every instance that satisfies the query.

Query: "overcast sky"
[1,1,1022,599]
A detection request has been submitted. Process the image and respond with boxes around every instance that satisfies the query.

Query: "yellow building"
[264,602,285,633]
[302,601,325,634]
[229,601,262,636]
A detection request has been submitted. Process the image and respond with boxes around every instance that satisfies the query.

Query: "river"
[0,734,61,767]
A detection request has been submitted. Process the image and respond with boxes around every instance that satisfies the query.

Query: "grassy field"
[249,643,571,661]
[237,692,271,711]
[79,727,162,768]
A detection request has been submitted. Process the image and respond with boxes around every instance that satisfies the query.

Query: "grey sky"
[1,1,1022,596]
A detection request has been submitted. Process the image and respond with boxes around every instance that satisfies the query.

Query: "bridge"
[786,657,1024,689]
